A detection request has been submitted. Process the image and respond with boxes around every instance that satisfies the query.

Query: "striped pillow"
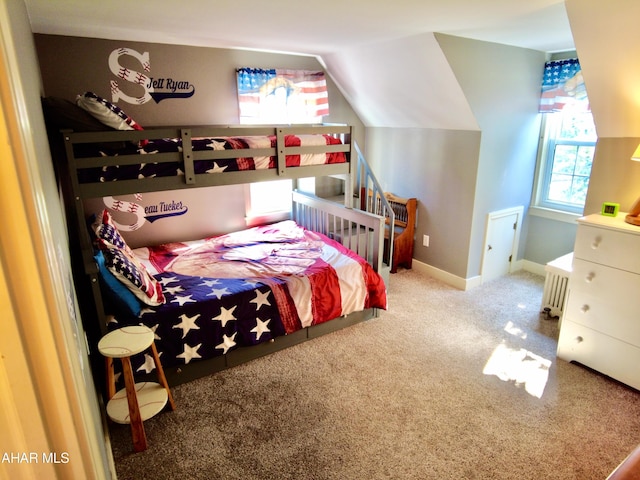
[76,91,144,131]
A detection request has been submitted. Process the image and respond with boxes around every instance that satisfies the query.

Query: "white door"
[481,207,523,283]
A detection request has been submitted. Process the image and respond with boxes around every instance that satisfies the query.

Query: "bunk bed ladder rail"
[352,142,395,272]
[62,130,111,338]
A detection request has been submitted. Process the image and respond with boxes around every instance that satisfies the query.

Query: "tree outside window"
[539,108,597,213]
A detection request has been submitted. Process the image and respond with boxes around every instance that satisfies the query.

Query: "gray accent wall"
[365,127,480,279]
[35,35,360,129]
[35,34,364,246]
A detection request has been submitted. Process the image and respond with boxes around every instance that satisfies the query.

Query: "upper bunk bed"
[43,93,353,201]
[62,123,353,198]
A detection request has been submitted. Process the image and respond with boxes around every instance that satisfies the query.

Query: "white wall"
[323,32,478,130]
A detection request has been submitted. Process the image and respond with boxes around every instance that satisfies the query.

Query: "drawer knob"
[591,237,601,249]
[585,272,595,283]
[581,305,590,313]
[575,336,584,343]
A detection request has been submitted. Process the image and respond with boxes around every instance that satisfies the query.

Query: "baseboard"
[411,260,480,291]
[409,258,545,291]
[520,259,546,276]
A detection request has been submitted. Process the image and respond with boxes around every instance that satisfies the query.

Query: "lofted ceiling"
[24,0,573,56]
[24,0,574,128]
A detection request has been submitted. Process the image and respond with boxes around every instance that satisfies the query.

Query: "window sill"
[245,210,291,228]
[528,206,581,224]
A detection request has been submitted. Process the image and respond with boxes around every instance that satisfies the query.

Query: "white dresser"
[557,212,640,390]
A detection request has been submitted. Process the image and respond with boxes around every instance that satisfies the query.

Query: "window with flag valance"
[539,58,589,113]
[236,68,329,124]
[236,68,330,222]
[533,57,597,216]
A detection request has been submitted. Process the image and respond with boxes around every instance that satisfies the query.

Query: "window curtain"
[539,58,589,112]
[236,68,329,123]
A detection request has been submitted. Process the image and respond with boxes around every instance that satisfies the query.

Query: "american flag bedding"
[107,221,386,374]
[78,134,347,183]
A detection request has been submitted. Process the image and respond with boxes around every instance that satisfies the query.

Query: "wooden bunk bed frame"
[58,124,386,386]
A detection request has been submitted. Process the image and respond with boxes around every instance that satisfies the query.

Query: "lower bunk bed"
[94,191,387,387]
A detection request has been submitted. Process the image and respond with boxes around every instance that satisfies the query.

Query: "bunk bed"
[46,98,387,387]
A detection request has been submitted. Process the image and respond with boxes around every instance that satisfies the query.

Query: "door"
[481,207,523,283]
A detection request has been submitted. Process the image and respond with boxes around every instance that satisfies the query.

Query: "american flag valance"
[539,58,589,113]
[236,68,329,123]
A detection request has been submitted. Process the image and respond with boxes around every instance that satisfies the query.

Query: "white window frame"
[244,179,293,227]
[530,110,597,222]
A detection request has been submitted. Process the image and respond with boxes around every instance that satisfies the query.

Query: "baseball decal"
[103,194,189,231]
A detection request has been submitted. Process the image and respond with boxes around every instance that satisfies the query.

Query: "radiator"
[541,252,573,318]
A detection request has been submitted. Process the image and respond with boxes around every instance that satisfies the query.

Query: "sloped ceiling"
[566,0,640,138]
[323,33,479,129]
[24,0,574,129]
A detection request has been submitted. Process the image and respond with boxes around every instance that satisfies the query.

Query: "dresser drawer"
[565,290,640,344]
[570,258,640,296]
[574,224,640,273]
[557,320,640,390]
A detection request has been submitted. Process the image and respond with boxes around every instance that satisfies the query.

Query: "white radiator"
[541,252,573,318]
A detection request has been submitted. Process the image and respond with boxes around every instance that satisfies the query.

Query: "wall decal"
[104,194,188,231]
[108,47,196,105]
[144,200,189,223]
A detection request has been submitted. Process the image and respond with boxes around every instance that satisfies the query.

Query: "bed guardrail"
[292,190,385,273]
[63,124,352,197]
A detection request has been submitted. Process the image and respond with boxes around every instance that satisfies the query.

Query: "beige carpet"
[109,270,640,479]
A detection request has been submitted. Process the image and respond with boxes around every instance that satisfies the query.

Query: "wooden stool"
[98,325,176,452]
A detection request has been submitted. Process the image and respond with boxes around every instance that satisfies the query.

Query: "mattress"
[101,220,386,373]
[77,133,347,183]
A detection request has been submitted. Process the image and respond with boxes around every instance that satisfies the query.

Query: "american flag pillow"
[95,210,132,252]
[99,241,165,306]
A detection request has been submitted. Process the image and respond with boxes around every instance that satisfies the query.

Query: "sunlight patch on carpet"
[483,342,551,398]
[504,320,527,339]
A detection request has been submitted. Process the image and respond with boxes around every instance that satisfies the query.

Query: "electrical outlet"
[423,235,430,247]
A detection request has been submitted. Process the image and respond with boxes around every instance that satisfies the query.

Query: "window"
[533,57,596,217]
[236,68,330,223]
[534,107,597,214]
[244,179,293,226]
[236,68,329,125]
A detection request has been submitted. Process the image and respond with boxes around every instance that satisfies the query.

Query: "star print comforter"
[78,134,347,183]
[110,221,386,372]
